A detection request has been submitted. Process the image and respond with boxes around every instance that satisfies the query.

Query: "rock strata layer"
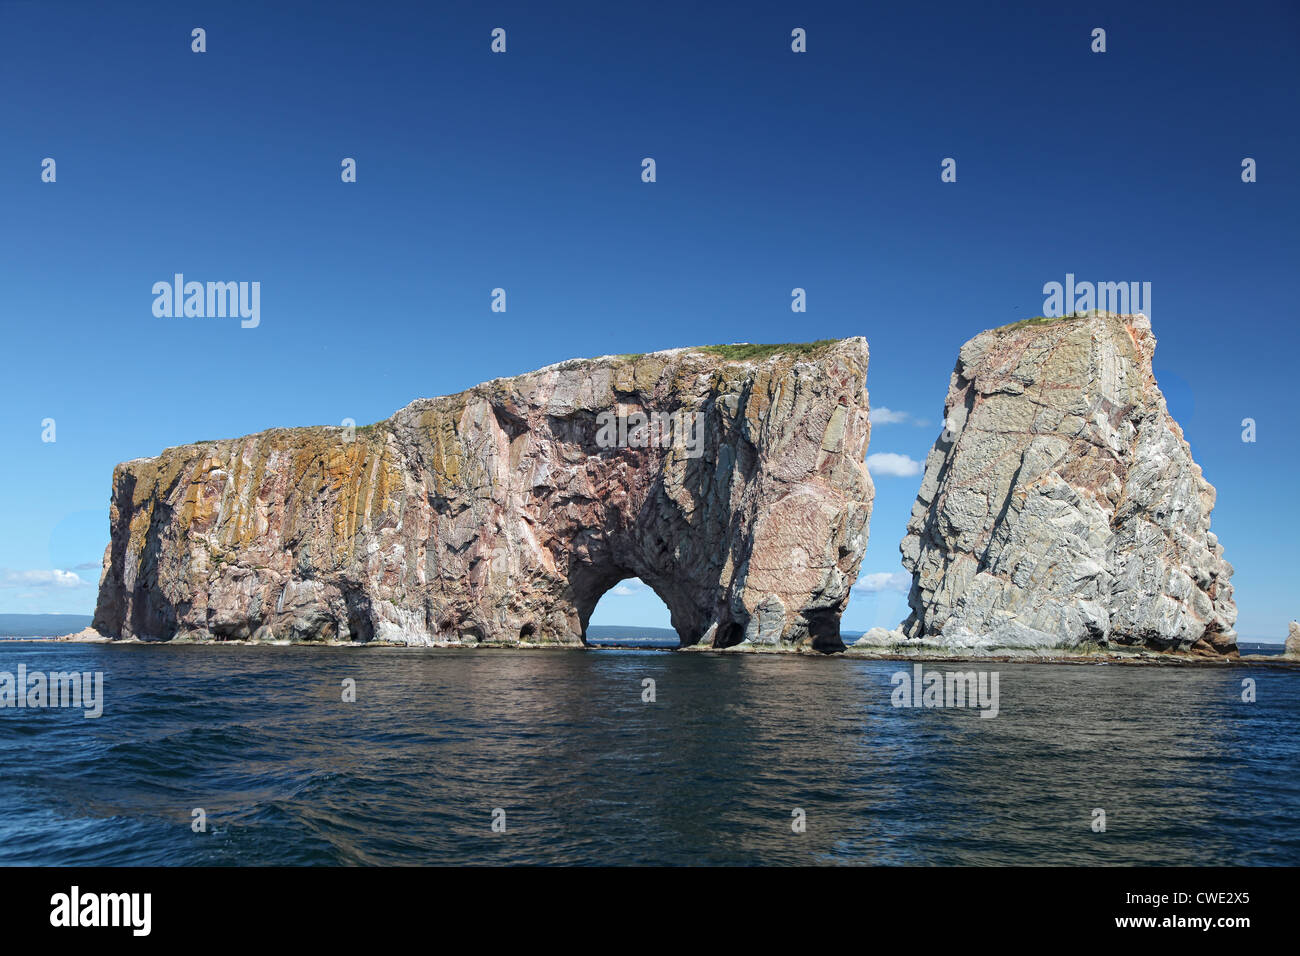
[894,312,1236,656]
[92,341,873,650]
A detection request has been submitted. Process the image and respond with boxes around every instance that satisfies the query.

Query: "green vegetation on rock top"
[557,339,849,369]
[692,340,840,361]
[993,313,1089,332]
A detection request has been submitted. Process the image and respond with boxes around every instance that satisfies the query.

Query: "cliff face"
[896,313,1237,656]
[93,340,873,650]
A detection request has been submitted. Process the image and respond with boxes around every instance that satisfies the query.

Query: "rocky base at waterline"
[843,628,1296,665]
[890,312,1238,658]
[53,627,598,649]
[90,340,873,651]
[49,626,1300,667]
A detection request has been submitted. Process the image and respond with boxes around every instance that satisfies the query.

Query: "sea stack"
[1285,622,1300,658]
[91,340,873,650]
[895,312,1236,656]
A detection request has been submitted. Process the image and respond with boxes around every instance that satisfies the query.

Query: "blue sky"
[1,1,1296,640]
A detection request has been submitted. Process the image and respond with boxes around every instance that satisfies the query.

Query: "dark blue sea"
[1,641,1297,865]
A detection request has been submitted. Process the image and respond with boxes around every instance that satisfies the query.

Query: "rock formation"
[91,340,873,650]
[892,312,1236,656]
[1285,622,1300,658]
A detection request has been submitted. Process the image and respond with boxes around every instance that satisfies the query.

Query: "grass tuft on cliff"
[992,309,1143,333]
[571,340,848,368]
[994,312,1089,332]
[692,340,840,361]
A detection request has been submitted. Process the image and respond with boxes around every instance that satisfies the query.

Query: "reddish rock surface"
[92,340,873,650]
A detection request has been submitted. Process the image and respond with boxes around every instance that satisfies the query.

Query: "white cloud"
[853,571,911,593]
[609,578,651,597]
[866,452,922,477]
[870,406,911,425]
[0,569,87,589]
[870,407,931,427]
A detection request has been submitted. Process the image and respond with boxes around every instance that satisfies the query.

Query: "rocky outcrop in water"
[1286,622,1300,658]
[91,340,873,650]
[886,312,1236,656]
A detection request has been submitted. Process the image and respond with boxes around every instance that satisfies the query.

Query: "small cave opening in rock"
[803,609,844,653]
[584,577,680,648]
[714,621,747,648]
[341,587,375,643]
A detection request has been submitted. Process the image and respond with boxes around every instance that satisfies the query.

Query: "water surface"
[0,643,1295,865]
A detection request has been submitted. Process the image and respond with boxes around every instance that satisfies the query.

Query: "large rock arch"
[93,340,874,651]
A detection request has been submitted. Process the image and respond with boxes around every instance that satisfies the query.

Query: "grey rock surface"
[897,312,1237,656]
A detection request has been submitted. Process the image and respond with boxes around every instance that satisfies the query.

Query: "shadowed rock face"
[897,313,1237,656]
[93,340,873,650]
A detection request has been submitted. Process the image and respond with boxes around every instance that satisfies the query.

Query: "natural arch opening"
[585,577,680,648]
